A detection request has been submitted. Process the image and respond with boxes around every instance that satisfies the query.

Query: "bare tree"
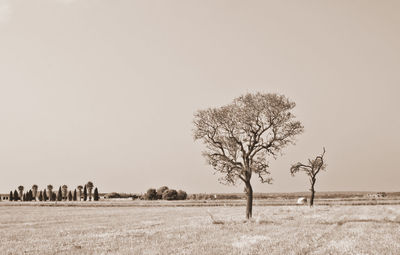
[193,93,304,219]
[290,147,326,207]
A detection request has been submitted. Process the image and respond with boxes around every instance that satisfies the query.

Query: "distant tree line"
[144,186,187,200]
[8,181,100,202]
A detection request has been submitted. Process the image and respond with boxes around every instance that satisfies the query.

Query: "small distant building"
[0,194,10,201]
[367,192,387,199]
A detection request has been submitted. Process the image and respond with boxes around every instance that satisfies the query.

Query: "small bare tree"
[290,147,326,207]
[193,93,304,219]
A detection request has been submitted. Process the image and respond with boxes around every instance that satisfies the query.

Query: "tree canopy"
[193,92,303,218]
[194,93,303,185]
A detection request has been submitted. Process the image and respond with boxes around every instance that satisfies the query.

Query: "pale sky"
[1,0,399,194]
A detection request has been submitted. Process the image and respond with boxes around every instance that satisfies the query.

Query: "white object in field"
[367,192,387,198]
[297,197,307,205]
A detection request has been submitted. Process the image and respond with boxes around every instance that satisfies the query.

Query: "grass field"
[1,202,400,254]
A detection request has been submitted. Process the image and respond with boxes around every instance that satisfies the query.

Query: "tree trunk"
[310,182,315,207]
[245,181,253,219]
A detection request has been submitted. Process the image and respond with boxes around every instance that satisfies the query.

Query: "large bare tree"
[193,93,304,219]
[290,147,326,207]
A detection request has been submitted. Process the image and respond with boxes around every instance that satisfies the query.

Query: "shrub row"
[144,186,187,200]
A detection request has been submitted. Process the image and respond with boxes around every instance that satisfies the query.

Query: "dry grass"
[0,204,400,254]
[3,197,400,207]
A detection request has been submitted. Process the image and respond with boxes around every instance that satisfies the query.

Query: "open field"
[2,194,400,207]
[1,204,400,254]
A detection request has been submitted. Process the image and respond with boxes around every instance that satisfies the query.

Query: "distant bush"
[83,185,87,201]
[144,187,187,200]
[177,190,187,200]
[27,190,33,201]
[13,190,19,201]
[105,192,134,199]
[105,192,122,198]
[144,189,157,200]
[57,187,62,201]
[94,188,99,201]
[156,186,169,199]
[51,192,56,201]
[43,189,48,201]
[162,189,178,200]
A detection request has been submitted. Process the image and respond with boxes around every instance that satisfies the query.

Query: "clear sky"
[1,0,399,194]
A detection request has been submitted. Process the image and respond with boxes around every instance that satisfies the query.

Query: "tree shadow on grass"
[319,218,400,226]
[207,211,275,225]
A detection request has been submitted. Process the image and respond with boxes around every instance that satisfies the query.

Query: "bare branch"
[290,147,327,207]
[194,93,304,187]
